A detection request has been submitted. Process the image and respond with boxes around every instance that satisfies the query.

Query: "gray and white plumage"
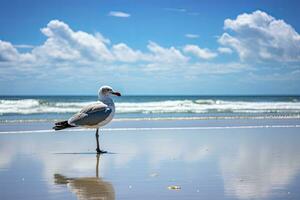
[68,102,113,127]
[68,86,120,128]
[53,86,121,130]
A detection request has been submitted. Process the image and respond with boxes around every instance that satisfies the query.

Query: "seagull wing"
[68,102,112,126]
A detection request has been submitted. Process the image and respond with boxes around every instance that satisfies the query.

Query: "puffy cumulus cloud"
[147,41,189,63]
[219,10,300,62]
[33,20,114,62]
[0,40,20,61]
[0,19,250,84]
[112,41,188,64]
[183,44,217,59]
[112,43,145,62]
[0,20,188,64]
[0,40,34,62]
[94,32,111,45]
[0,20,189,67]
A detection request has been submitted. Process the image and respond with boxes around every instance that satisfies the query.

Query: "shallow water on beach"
[1,122,300,200]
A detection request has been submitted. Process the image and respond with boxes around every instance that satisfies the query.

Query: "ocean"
[1,95,300,122]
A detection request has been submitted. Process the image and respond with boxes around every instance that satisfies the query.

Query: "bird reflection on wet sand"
[54,154,115,200]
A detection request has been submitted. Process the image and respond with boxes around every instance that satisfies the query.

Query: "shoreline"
[1,113,300,124]
[1,117,300,135]
[1,124,300,135]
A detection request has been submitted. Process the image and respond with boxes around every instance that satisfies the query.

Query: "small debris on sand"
[150,172,159,177]
[168,185,181,190]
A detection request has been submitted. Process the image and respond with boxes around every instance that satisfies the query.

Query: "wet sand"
[1,118,300,200]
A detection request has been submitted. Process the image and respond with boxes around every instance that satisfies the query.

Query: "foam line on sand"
[1,115,300,124]
[0,124,300,135]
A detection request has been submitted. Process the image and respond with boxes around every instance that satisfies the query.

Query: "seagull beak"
[112,91,121,96]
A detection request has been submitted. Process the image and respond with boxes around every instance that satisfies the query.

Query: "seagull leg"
[95,128,101,153]
[96,154,100,178]
[95,128,107,154]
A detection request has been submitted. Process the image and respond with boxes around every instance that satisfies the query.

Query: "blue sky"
[0,0,300,95]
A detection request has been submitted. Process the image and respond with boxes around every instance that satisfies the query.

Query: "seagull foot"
[96,148,107,154]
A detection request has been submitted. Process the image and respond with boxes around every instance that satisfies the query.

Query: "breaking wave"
[1,99,300,115]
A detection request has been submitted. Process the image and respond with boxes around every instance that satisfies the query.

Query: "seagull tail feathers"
[53,120,75,131]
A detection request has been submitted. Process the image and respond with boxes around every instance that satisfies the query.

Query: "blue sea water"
[0,95,300,122]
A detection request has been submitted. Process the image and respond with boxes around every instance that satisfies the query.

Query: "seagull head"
[98,85,121,99]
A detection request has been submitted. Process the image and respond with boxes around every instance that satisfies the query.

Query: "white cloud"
[183,44,217,59]
[108,11,130,18]
[33,20,114,62]
[112,41,189,64]
[0,19,254,86]
[94,32,111,45]
[219,10,300,62]
[0,20,190,69]
[218,47,233,54]
[0,19,194,80]
[185,34,199,39]
[112,43,145,62]
[147,41,189,63]
[0,40,20,61]
[34,20,191,65]
[0,40,35,62]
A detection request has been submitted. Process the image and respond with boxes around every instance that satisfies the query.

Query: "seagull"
[53,86,121,154]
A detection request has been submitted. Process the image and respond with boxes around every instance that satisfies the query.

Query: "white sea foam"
[1,99,300,115]
[0,99,92,114]
[116,100,300,114]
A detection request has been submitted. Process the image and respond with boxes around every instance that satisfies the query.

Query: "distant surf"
[1,95,300,121]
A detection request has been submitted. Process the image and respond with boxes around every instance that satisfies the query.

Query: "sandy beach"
[1,118,300,200]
